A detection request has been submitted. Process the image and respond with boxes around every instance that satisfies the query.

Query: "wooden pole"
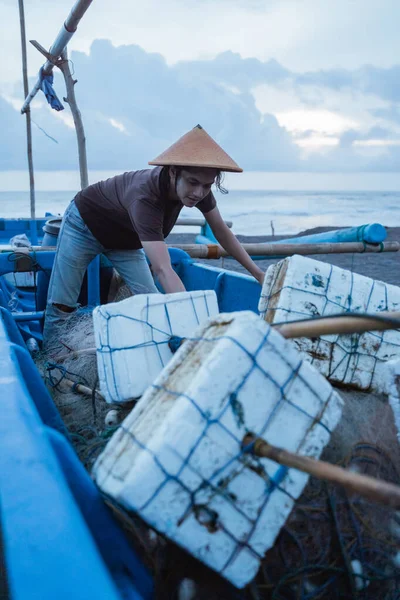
[18,0,36,220]
[62,376,104,400]
[243,434,400,509]
[174,241,400,259]
[23,42,89,192]
[3,241,397,257]
[58,49,88,189]
[275,312,400,338]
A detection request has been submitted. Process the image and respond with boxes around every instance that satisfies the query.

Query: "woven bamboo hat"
[148,125,243,173]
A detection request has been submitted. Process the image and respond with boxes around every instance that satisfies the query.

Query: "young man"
[43,125,264,342]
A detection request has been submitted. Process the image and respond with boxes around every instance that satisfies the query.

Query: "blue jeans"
[43,200,158,342]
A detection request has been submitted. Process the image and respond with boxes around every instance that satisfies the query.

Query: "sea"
[1,170,400,237]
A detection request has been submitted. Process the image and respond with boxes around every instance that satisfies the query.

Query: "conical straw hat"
[149,125,243,173]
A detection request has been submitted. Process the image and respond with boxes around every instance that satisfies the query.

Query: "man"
[43,125,264,342]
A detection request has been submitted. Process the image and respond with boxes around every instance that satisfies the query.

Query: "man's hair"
[160,166,228,196]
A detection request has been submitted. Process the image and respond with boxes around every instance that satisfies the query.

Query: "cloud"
[1,39,300,171]
[3,38,400,173]
[370,105,400,125]
[0,96,27,169]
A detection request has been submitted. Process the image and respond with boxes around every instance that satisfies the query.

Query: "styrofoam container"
[259,255,400,392]
[93,311,343,587]
[93,290,219,403]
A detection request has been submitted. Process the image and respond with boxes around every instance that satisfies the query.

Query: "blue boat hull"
[0,244,261,599]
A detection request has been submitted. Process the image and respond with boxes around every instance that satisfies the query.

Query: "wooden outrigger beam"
[1,241,398,257]
[20,0,93,114]
[243,433,400,509]
[179,240,400,259]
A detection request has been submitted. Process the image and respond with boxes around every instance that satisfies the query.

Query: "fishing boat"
[0,237,260,600]
[1,223,400,599]
[3,0,400,597]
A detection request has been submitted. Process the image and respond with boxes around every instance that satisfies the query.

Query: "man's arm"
[204,207,265,284]
[141,241,186,293]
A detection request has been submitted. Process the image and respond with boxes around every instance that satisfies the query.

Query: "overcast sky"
[1,0,400,173]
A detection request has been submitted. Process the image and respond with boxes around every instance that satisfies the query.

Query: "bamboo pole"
[175,217,232,228]
[62,376,104,400]
[1,241,398,257]
[275,312,400,338]
[243,433,400,509]
[21,0,93,113]
[175,241,400,259]
[18,0,35,220]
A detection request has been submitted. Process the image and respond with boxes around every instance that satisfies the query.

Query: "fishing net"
[33,309,129,469]
[247,440,400,600]
[32,269,135,466]
[31,267,400,598]
[104,418,400,600]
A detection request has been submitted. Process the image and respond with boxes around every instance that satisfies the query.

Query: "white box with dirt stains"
[93,290,219,403]
[258,255,400,392]
[93,311,343,588]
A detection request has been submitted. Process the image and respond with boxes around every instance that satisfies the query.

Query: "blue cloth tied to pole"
[39,67,64,111]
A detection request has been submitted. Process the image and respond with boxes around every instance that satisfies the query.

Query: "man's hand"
[253,267,265,286]
[142,241,186,293]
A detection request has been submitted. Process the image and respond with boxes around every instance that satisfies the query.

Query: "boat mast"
[18,0,36,221]
[20,0,93,191]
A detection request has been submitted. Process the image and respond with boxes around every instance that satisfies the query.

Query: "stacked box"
[93,290,219,403]
[93,311,343,587]
[259,255,400,392]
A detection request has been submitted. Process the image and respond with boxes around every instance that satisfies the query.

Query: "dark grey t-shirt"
[75,167,216,249]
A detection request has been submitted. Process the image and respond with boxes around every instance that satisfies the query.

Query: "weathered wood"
[58,49,88,190]
[18,0,35,220]
[244,433,400,509]
[1,241,398,257]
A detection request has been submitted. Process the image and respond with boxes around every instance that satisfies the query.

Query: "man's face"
[173,168,217,208]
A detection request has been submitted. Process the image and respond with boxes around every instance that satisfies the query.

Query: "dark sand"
[167,225,400,286]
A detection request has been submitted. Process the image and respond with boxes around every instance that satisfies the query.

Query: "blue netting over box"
[93,290,219,403]
[259,255,400,392]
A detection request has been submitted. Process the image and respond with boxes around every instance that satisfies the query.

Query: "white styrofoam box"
[93,311,343,587]
[383,359,400,443]
[258,254,400,392]
[93,290,219,403]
